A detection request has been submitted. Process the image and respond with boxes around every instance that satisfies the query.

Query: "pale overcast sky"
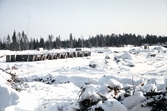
[0,0,167,40]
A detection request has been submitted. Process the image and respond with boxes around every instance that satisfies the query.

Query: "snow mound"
[89,59,108,69]
[4,92,40,111]
[153,46,166,51]
[91,99,128,111]
[0,85,19,110]
[146,53,156,58]
[142,84,157,92]
[122,91,146,109]
[108,79,123,89]
[80,84,101,101]
[119,52,132,60]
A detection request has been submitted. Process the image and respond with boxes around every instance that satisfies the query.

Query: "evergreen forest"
[0,30,167,51]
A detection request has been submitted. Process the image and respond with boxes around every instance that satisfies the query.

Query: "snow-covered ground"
[0,46,167,111]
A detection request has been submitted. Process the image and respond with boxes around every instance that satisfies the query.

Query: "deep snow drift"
[0,46,167,111]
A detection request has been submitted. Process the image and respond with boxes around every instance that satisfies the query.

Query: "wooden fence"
[6,51,91,62]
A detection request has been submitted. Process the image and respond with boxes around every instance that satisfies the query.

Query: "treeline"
[0,30,167,51]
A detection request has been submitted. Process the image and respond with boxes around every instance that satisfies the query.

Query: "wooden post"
[68,52,74,58]
[53,54,57,59]
[88,52,91,56]
[60,53,65,59]
[16,55,23,61]
[22,55,28,61]
[65,52,68,58]
[84,51,91,57]
[11,55,16,62]
[33,55,38,61]
[41,54,47,60]
[78,52,84,57]
[6,55,11,62]
[56,53,61,59]
[73,52,78,57]
[27,55,35,61]
[47,54,53,60]
[67,52,70,58]
[36,54,41,61]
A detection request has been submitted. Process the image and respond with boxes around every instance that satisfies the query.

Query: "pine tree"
[17,32,21,50]
[69,33,73,48]
[11,30,18,51]
[47,35,54,50]
[0,39,2,50]
[6,35,11,50]
[21,31,29,50]
[55,36,61,48]
[39,37,45,48]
